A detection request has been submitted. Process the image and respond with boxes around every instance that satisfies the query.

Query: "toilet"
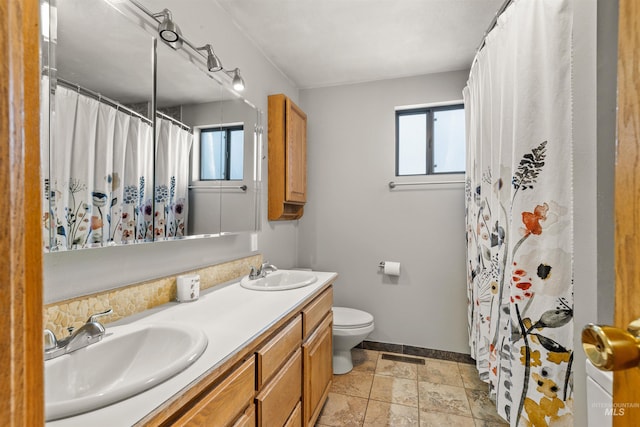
[332,307,375,375]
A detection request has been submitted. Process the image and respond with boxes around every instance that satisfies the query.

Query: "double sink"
[45,269,317,421]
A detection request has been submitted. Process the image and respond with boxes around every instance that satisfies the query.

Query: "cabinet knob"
[582,322,640,371]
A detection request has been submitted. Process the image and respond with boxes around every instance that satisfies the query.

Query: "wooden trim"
[0,0,44,424]
[614,0,640,424]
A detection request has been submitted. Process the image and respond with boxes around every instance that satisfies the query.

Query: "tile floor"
[315,349,509,427]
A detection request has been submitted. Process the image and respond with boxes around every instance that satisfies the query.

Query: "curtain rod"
[56,78,152,125]
[388,180,464,189]
[475,0,514,53]
[156,111,192,133]
[188,184,247,191]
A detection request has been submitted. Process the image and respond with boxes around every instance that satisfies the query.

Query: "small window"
[200,125,244,180]
[395,104,465,175]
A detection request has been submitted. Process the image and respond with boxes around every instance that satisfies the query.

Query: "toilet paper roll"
[383,261,401,276]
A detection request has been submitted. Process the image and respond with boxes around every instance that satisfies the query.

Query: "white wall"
[297,71,470,353]
[44,0,300,303]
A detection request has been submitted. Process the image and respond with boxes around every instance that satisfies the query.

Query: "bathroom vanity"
[46,272,336,427]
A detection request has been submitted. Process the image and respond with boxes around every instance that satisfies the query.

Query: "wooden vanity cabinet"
[171,356,256,427]
[255,315,303,427]
[144,284,334,427]
[268,93,307,221]
[231,405,256,427]
[301,288,333,427]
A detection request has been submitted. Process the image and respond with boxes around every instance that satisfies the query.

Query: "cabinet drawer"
[256,348,302,427]
[302,286,333,338]
[174,357,255,427]
[257,314,302,388]
[231,404,256,427]
[284,401,302,427]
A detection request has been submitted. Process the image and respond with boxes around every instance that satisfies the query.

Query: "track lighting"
[152,8,182,49]
[224,68,245,91]
[196,44,223,72]
[130,2,247,90]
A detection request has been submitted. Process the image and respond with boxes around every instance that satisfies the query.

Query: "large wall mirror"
[41,0,261,252]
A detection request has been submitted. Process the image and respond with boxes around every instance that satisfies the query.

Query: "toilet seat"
[333,307,374,329]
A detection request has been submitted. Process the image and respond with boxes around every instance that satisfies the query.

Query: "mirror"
[43,0,261,252]
[44,0,155,251]
[155,33,224,239]
[182,85,261,234]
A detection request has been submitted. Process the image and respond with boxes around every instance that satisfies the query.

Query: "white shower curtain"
[154,116,193,239]
[46,85,153,250]
[464,1,573,426]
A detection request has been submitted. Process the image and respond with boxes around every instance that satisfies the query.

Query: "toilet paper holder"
[378,261,386,269]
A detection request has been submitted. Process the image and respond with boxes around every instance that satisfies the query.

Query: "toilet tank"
[586,359,613,427]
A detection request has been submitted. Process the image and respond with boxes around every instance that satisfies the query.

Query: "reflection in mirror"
[154,37,223,239]
[42,0,261,252]
[44,0,154,251]
[183,94,261,235]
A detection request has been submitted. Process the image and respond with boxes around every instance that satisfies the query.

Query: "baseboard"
[358,340,475,365]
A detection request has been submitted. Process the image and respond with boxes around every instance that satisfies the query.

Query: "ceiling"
[215,0,505,89]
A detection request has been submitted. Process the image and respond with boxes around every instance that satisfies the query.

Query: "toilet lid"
[332,307,374,328]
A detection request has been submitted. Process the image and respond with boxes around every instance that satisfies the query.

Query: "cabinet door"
[285,97,307,204]
[302,314,333,427]
[173,357,255,427]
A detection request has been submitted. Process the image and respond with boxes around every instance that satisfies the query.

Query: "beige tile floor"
[315,349,510,427]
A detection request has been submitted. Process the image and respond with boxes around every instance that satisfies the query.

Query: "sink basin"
[45,322,208,421]
[240,270,318,291]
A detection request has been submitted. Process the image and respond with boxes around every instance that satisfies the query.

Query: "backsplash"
[44,254,262,337]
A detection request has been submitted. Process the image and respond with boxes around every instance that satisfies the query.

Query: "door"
[0,0,44,424]
[614,0,640,424]
[285,98,307,204]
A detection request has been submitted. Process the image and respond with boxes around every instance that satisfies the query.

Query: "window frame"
[199,124,244,181]
[395,103,465,176]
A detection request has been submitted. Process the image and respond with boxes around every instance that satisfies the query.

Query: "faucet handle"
[44,329,57,351]
[87,308,113,323]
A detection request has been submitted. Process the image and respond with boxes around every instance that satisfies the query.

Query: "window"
[395,104,465,176]
[200,125,244,180]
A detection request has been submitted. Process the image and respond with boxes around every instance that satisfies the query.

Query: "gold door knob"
[582,321,640,371]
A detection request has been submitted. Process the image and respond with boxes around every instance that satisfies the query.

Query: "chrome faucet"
[248,263,278,280]
[44,308,113,360]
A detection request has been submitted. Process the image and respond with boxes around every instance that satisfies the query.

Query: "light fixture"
[224,68,245,91]
[129,2,248,90]
[196,44,223,72]
[152,8,182,48]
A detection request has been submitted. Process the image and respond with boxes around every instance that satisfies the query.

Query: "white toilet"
[332,307,375,375]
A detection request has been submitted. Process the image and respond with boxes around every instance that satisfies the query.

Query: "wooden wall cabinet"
[268,94,307,220]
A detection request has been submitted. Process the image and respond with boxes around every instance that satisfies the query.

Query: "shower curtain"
[464,1,573,426]
[46,85,154,250]
[154,116,193,239]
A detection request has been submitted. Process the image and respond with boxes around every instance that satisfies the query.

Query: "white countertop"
[47,271,337,426]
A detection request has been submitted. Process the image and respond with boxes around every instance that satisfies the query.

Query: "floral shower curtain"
[154,116,193,239]
[464,1,573,426]
[45,84,153,250]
